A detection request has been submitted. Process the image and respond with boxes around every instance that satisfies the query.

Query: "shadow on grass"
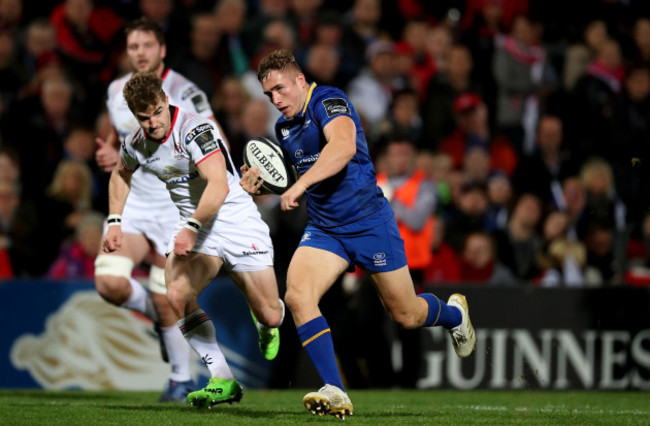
[0,390,133,401]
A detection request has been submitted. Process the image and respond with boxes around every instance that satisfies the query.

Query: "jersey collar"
[143,105,178,144]
[298,82,317,118]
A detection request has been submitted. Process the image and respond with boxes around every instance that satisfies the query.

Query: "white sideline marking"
[446,405,648,416]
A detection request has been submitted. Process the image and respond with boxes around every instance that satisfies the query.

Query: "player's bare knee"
[95,275,130,305]
[284,288,306,315]
[165,284,191,317]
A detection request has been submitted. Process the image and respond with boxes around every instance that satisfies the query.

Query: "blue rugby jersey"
[274,83,389,229]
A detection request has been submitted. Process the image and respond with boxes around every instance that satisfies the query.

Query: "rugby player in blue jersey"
[240,49,476,419]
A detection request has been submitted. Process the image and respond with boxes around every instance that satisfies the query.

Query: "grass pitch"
[0,389,647,425]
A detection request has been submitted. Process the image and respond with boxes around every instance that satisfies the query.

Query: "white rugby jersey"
[120,106,256,224]
[107,68,213,210]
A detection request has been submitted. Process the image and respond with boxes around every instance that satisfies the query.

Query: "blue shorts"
[298,217,408,273]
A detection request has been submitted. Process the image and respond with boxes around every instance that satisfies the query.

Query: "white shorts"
[167,212,274,272]
[121,192,179,258]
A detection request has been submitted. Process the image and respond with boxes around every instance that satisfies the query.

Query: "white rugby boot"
[303,384,353,420]
[447,293,476,358]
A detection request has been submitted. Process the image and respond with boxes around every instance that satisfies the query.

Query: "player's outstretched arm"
[280,115,356,211]
[102,161,134,253]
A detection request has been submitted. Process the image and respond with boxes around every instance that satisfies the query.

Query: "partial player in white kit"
[93,19,279,402]
[102,71,284,408]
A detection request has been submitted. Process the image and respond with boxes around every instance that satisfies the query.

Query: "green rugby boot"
[251,311,280,360]
[187,377,243,409]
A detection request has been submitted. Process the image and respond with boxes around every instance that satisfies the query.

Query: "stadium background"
[0,0,649,392]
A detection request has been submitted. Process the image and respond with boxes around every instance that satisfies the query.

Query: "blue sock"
[418,293,462,328]
[297,316,345,391]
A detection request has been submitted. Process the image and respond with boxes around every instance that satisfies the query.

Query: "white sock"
[178,309,233,380]
[121,278,158,322]
[161,325,192,382]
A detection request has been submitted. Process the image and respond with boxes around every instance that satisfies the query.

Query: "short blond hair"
[257,49,302,82]
[123,71,166,114]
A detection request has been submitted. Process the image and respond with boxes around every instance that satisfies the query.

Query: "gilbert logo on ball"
[243,137,297,195]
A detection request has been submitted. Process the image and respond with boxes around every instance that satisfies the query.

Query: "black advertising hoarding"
[418,286,650,390]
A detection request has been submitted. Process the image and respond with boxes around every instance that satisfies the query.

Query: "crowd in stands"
[1,0,650,287]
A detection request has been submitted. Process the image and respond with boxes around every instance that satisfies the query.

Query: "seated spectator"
[63,126,96,163]
[541,210,570,251]
[462,141,491,185]
[302,43,343,88]
[422,44,479,149]
[139,0,189,64]
[236,98,275,168]
[485,171,512,231]
[443,181,489,252]
[212,76,250,151]
[0,178,39,277]
[439,92,518,176]
[459,231,517,285]
[39,159,93,272]
[399,18,435,99]
[347,39,395,141]
[584,219,620,284]
[538,238,603,287]
[511,114,579,211]
[572,38,625,162]
[377,89,423,146]
[48,211,103,279]
[631,17,650,65]
[423,216,461,284]
[560,176,587,240]
[563,20,609,91]
[494,193,544,281]
[424,24,452,76]
[19,18,58,81]
[624,212,650,286]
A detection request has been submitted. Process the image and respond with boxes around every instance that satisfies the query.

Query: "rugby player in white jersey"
[102,71,283,408]
[94,19,281,402]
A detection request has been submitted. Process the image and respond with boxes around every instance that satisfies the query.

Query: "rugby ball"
[242,137,297,195]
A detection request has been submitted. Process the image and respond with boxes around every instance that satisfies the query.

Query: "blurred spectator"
[376,138,436,286]
[0,146,20,183]
[580,157,626,233]
[342,0,386,60]
[631,17,650,65]
[399,18,435,98]
[624,212,650,286]
[572,38,625,162]
[485,171,512,231]
[422,44,479,149]
[47,210,103,279]
[439,92,518,176]
[459,231,517,285]
[19,18,57,81]
[171,12,221,100]
[49,0,121,89]
[139,0,190,64]
[494,193,544,280]
[584,220,620,284]
[443,181,489,252]
[212,76,250,154]
[416,151,454,208]
[287,0,322,49]
[347,39,395,141]
[3,76,80,202]
[0,29,25,116]
[63,126,95,163]
[538,238,602,287]
[39,159,93,272]
[0,0,23,36]
[511,114,579,210]
[213,0,248,77]
[563,20,609,91]
[302,43,342,87]
[424,24,451,76]
[242,0,289,57]
[560,176,587,240]
[0,178,39,277]
[462,141,491,185]
[462,0,529,33]
[493,15,551,155]
[612,64,650,222]
[541,210,570,251]
[377,89,422,146]
[423,216,461,284]
[310,11,360,85]
[236,98,275,168]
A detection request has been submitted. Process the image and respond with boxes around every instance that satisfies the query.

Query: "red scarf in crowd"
[586,60,625,93]
[502,35,544,66]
